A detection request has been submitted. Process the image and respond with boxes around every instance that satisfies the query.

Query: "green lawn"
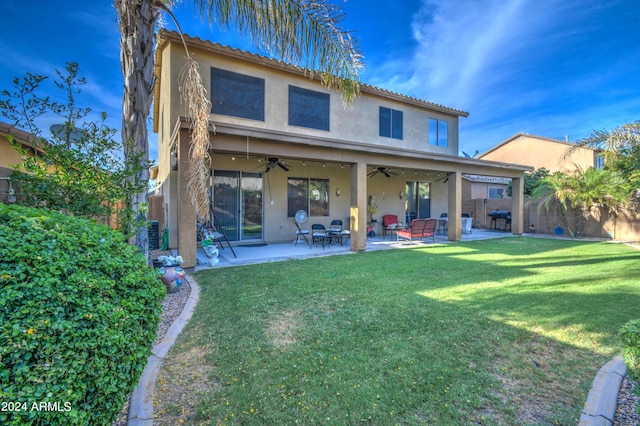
[154,237,640,425]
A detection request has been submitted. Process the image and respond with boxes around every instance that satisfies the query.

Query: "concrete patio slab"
[194,228,514,270]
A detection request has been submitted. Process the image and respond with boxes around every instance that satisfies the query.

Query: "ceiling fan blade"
[278,162,290,172]
[383,171,391,177]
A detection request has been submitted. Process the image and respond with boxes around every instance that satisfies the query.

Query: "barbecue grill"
[488,210,512,231]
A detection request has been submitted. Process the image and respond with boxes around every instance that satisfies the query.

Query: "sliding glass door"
[405,181,431,224]
[241,172,263,240]
[213,171,263,241]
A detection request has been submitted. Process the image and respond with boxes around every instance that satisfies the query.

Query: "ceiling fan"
[368,167,398,178]
[264,157,290,173]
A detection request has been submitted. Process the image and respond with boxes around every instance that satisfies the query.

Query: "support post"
[350,162,368,251]
[177,130,197,267]
[447,171,462,241]
[511,176,524,235]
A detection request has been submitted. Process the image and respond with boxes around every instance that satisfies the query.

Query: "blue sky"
[1,0,639,163]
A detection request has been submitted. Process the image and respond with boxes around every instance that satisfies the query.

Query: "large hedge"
[0,204,165,425]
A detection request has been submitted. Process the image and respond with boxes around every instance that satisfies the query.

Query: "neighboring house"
[478,133,602,172]
[0,122,43,204]
[464,133,611,234]
[152,30,531,267]
[462,175,511,201]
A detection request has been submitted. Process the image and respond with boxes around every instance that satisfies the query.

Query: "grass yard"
[154,237,640,425]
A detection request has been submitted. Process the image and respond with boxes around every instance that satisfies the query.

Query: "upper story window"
[428,118,448,147]
[288,86,330,131]
[379,107,403,140]
[211,67,265,121]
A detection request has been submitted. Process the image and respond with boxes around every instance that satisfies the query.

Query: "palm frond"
[567,120,640,164]
[180,57,214,224]
[195,0,362,105]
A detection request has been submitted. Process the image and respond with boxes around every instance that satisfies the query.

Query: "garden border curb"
[127,275,200,426]
[579,356,626,426]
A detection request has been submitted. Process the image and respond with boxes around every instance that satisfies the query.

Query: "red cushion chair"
[382,214,399,239]
[397,218,437,243]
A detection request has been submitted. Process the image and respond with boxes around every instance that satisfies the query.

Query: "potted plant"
[157,255,184,267]
[157,255,185,293]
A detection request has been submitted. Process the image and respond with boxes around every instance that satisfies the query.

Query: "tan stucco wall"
[0,135,28,171]
[155,43,184,247]
[159,43,460,158]
[173,155,453,243]
[480,134,596,172]
[469,182,487,200]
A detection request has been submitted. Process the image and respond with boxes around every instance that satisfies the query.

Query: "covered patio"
[194,227,516,270]
[166,119,531,268]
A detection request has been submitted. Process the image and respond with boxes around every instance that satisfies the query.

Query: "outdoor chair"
[438,213,448,234]
[294,221,310,247]
[311,224,328,249]
[397,218,437,243]
[327,219,343,245]
[422,218,437,242]
[382,214,399,239]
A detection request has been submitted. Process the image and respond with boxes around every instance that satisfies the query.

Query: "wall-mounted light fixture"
[336,188,341,197]
[399,191,403,200]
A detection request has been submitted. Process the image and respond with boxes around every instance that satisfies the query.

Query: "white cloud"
[405,0,563,108]
[359,0,639,155]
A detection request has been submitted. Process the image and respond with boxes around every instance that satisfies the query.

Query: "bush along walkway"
[126,275,200,426]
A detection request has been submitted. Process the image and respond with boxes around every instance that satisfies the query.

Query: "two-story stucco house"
[152,30,530,267]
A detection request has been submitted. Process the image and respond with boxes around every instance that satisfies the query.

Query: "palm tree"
[114,0,362,250]
[571,120,640,165]
[532,171,576,236]
[532,168,629,237]
[567,120,640,211]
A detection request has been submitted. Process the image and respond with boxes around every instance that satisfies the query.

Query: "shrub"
[619,319,640,381]
[1,63,151,235]
[0,204,165,425]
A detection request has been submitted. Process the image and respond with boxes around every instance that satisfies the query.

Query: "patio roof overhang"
[175,117,533,179]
